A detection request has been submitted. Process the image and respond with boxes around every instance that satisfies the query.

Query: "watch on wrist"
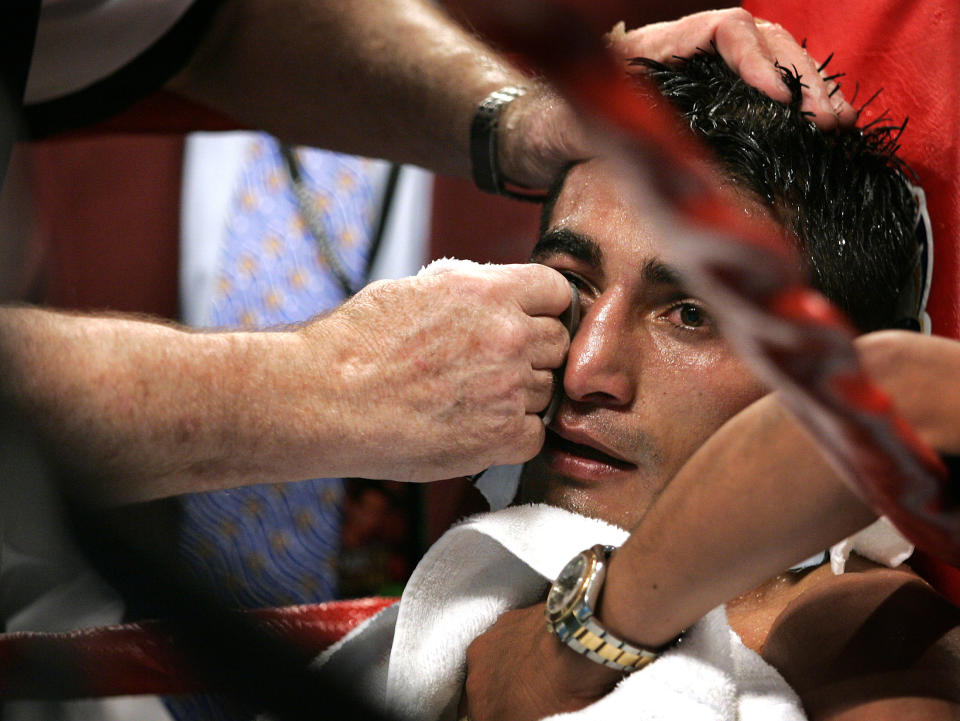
[545,545,676,673]
[469,85,548,202]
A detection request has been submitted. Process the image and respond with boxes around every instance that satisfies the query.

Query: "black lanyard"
[280,143,401,299]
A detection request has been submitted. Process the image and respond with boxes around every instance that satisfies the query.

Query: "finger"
[505,263,575,317]
[613,9,789,104]
[610,18,709,65]
[501,415,547,465]
[614,9,848,131]
[527,316,571,369]
[764,31,856,125]
[823,74,857,127]
[456,687,469,720]
[709,11,794,105]
[754,20,833,124]
[611,10,736,65]
[525,369,556,413]
[750,21,853,130]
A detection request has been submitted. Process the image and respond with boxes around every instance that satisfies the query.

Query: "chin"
[519,459,652,531]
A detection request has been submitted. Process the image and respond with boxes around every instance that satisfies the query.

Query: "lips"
[544,427,636,472]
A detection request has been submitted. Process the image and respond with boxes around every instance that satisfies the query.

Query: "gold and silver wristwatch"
[545,545,673,673]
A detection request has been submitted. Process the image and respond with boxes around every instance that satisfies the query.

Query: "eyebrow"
[642,259,684,288]
[531,228,601,266]
[532,227,687,289]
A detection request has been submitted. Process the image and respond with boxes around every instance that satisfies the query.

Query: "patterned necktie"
[167,134,379,721]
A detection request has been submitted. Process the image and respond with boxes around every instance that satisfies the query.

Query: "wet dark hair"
[542,51,921,333]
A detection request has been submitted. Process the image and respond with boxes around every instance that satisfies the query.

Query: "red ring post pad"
[454,0,958,563]
[0,598,397,700]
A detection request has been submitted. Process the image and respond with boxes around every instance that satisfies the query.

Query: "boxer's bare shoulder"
[754,558,960,720]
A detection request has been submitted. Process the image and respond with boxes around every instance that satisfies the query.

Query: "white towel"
[829,515,914,574]
[319,504,805,721]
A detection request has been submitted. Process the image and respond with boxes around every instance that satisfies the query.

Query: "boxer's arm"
[463,331,960,721]
[856,331,960,455]
[583,332,960,688]
[463,390,875,721]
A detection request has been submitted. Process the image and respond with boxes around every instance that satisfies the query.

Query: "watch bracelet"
[554,612,663,672]
[469,85,548,202]
[547,545,683,673]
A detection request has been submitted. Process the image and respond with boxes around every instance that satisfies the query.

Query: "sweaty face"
[519,160,768,529]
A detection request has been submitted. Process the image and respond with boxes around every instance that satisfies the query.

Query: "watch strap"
[469,85,548,202]
[557,610,662,672]
[547,545,679,673]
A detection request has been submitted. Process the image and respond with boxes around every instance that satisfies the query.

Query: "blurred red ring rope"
[0,598,398,699]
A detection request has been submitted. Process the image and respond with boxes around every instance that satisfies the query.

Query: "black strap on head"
[894,182,934,333]
[0,0,41,190]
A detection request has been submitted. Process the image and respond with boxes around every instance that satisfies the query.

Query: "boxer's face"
[520,160,767,529]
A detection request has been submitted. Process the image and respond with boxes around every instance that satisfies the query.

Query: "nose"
[562,291,635,407]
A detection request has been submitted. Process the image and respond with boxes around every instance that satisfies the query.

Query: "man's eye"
[665,301,711,331]
[679,303,704,327]
[558,270,597,301]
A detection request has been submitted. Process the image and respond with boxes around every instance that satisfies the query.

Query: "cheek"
[646,344,766,467]
[682,362,765,420]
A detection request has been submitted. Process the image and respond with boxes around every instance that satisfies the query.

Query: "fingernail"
[775,66,789,87]
[819,94,836,118]
[770,66,790,98]
[605,21,626,47]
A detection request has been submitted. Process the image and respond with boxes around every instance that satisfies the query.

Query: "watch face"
[546,553,588,617]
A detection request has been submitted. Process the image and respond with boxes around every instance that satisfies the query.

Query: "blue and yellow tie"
[167,134,379,720]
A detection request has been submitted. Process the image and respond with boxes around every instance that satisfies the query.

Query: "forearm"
[167,3,856,191]
[0,307,349,504]
[600,331,960,648]
[599,395,875,648]
[463,348,959,720]
[855,331,960,454]
[168,0,526,179]
[0,263,570,503]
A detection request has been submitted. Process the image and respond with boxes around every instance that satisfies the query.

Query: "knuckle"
[451,273,487,299]
[523,261,553,280]
[764,22,794,42]
[495,316,529,352]
[513,419,545,460]
[550,319,572,349]
[505,262,541,290]
[512,368,529,394]
[504,405,528,434]
[524,261,568,292]
[724,7,753,24]
[482,407,521,442]
[493,370,525,402]
[498,413,529,446]
[856,330,907,379]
